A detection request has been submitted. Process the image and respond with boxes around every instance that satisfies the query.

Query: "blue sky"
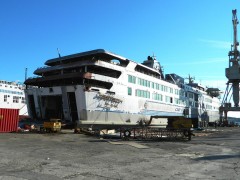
[0,0,239,92]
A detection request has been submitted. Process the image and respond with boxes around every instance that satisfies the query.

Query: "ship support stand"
[220,9,240,124]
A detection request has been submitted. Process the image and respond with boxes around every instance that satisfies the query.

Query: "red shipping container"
[0,108,19,133]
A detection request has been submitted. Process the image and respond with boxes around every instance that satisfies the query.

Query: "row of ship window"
[0,84,23,89]
[128,75,213,103]
[0,89,24,95]
[128,75,177,94]
[3,95,26,103]
[127,87,214,110]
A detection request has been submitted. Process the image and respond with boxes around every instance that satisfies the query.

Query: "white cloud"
[198,39,231,49]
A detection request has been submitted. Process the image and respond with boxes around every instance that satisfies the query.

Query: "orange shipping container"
[0,108,19,133]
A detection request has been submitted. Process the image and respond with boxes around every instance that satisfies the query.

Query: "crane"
[220,9,240,123]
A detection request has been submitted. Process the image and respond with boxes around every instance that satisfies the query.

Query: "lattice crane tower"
[220,9,240,122]
[226,9,240,107]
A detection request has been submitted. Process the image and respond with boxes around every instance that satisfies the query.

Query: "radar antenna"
[185,74,195,84]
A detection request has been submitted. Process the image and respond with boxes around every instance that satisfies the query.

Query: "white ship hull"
[25,84,220,129]
[0,80,28,118]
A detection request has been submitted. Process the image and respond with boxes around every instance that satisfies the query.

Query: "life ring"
[123,129,131,137]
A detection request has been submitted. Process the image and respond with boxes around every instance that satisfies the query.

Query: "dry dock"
[0,127,239,180]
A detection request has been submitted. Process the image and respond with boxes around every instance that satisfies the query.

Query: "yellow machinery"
[136,115,194,140]
[147,116,193,129]
[43,119,61,132]
[167,116,193,129]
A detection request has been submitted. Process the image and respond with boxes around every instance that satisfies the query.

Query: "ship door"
[67,92,78,123]
[28,95,37,119]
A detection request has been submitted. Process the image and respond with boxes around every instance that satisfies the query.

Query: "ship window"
[151,82,155,89]
[188,92,194,99]
[128,75,136,84]
[163,86,166,92]
[179,90,185,97]
[13,96,19,103]
[137,78,150,87]
[160,85,163,91]
[175,89,180,95]
[165,86,168,92]
[135,89,150,99]
[189,101,194,107]
[152,93,163,101]
[21,97,26,103]
[165,96,172,103]
[174,98,180,104]
[175,98,185,105]
[143,80,146,86]
[161,85,168,92]
[128,87,132,96]
[4,95,7,102]
[181,100,186,106]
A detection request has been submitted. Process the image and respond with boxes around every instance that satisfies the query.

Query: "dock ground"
[0,127,239,180]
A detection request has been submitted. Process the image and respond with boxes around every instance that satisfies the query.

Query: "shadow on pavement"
[195,154,240,161]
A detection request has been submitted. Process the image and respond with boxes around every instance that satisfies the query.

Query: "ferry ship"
[0,80,28,118]
[24,49,220,129]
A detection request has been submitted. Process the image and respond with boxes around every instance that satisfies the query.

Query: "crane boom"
[232,9,239,55]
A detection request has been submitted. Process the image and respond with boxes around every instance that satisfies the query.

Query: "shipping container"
[0,108,19,133]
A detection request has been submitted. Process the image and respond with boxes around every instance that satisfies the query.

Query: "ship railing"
[27,76,41,79]
[36,66,49,70]
[0,80,25,87]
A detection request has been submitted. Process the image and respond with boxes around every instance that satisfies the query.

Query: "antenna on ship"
[25,68,28,81]
[152,52,156,60]
[186,74,195,84]
[57,48,61,58]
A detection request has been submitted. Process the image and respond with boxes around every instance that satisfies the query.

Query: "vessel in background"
[0,80,28,119]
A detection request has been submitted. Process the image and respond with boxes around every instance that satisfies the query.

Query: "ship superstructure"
[0,80,28,117]
[24,49,220,128]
